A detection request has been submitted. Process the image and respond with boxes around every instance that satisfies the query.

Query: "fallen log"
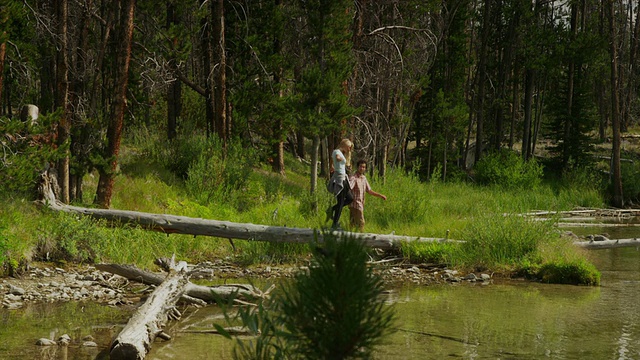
[110,266,189,360]
[557,222,640,228]
[521,208,640,218]
[37,170,457,250]
[182,326,257,336]
[37,170,640,250]
[573,238,640,250]
[95,263,268,303]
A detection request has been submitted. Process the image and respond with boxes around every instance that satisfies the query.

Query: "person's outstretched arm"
[367,189,387,200]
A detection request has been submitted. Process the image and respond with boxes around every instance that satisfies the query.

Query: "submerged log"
[95,263,266,303]
[110,267,189,360]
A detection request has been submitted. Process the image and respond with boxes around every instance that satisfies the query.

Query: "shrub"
[222,234,395,359]
[536,259,601,285]
[474,149,543,189]
[36,212,108,263]
[185,138,259,210]
[620,160,640,204]
[0,116,65,196]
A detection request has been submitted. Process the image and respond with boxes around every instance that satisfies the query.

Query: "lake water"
[1,226,639,359]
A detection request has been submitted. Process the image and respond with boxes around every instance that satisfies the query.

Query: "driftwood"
[110,264,189,360]
[95,263,268,303]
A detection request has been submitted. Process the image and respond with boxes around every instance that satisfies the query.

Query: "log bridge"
[36,171,456,250]
[36,170,640,251]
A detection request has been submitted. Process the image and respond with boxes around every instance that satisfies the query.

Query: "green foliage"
[36,212,112,263]
[620,160,640,204]
[459,214,556,269]
[0,116,66,195]
[400,241,457,265]
[369,168,429,228]
[160,134,211,180]
[184,138,259,210]
[474,149,543,189]
[542,15,600,171]
[226,235,395,359]
[0,217,9,271]
[534,259,601,286]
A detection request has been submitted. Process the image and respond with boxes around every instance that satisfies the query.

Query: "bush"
[185,138,259,210]
[535,259,601,285]
[0,116,65,196]
[222,234,395,359]
[620,160,640,204]
[474,149,543,189]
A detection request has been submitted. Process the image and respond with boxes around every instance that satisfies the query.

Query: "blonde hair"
[337,138,353,165]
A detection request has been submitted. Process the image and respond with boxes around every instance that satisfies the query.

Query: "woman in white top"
[326,138,354,229]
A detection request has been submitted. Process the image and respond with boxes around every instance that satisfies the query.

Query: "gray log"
[37,170,640,250]
[573,238,640,249]
[110,269,189,360]
[95,263,264,302]
[37,170,455,250]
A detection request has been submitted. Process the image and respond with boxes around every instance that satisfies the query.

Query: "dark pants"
[332,178,353,228]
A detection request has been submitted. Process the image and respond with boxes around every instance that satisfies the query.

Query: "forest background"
[2,0,640,284]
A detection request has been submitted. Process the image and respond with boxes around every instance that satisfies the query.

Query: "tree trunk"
[296,131,306,158]
[166,2,182,141]
[69,0,93,202]
[201,0,215,138]
[0,29,5,114]
[562,3,578,169]
[96,0,136,208]
[623,0,640,137]
[474,0,491,164]
[212,0,227,145]
[522,68,534,160]
[310,135,320,195]
[273,134,286,175]
[609,0,623,207]
[55,0,70,204]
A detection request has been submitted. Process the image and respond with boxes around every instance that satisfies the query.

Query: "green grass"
[0,128,606,284]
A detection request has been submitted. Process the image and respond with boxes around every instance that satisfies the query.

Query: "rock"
[57,334,71,346]
[35,338,57,346]
[9,284,25,295]
[464,273,478,281]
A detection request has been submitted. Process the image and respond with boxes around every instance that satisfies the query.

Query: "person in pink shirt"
[348,159,387,231]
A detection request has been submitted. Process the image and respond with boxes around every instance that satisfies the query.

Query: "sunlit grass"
[0,130,607,283]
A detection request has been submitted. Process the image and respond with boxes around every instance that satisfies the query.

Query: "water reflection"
[2,241,639,359]
[372,244,639,360]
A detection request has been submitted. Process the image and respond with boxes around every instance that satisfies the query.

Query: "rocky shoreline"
[1,260,493,310]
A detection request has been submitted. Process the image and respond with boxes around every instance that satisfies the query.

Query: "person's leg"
[325,204,333,223]
[344,179,354,207]
[332,187,347,229]
[350,207,364,231]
